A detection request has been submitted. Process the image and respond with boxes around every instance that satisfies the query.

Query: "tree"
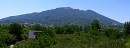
[55,27,65,34]
[21,28,29,40]
[9,23,22,41]
[64,25,75,34]
[91,19,101,30]
[32,24,43,31]
[38,29,55,48]
[103,28,123,39]
[124,22,130,34]
[5,34,16,46]
[0,29,16,46]
[0,31,8,47]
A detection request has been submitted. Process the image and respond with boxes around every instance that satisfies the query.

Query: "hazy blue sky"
[0,0,130,23]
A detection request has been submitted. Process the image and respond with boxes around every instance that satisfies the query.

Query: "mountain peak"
[0,7,123,26]
[56,7,73,9]
[86,10,96,12]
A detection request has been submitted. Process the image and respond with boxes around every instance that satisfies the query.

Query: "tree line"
[0,19,130,48]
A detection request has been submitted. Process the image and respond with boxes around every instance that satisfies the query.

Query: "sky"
[0,0,130,23]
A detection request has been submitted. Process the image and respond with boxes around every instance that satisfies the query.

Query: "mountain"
[0,7,123,26]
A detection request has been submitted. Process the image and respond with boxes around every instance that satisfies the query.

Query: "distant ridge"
[0,7,123,26]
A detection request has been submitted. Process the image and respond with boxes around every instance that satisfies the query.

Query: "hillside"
[0,7,123,26]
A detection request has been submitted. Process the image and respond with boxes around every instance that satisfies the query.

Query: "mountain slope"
[0,7,123,26]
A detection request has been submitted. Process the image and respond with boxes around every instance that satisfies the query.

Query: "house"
[28,30,42,39]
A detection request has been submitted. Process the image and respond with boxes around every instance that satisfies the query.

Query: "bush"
[102,28,123,39]
[21,28,29,40]
[9,23,22,41]
[38,35,55,48]
[14,40,40,48]
[55,27,65,34]
[31,24,43,31]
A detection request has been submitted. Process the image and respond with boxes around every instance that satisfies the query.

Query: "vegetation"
[9,23,22,41]
[0,20,130,48]
[91,19,101,31]
[124,22,130,34]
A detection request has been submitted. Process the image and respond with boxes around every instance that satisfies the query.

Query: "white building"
[28,30,42,39]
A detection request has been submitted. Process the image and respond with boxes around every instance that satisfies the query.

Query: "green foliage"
[0,28,16,46]
[87,30,102,36]
[124,22,130,34]
[55,26,65,34]
[14,40,40,48]
[91,19,101,30]
[55,25,82,34]
[9,23,22,41]
[42,28,55,37]
[38,35,55,48]
[5,34,16,46]
[0,30,8,47]
[126,38,130,48]
[15,28,56,48]
[31,24,43,31]
[102,28,124,39]
[0,22,128,48]
[35,28,56,47]
[64,25,75,34]
[51,32,126,48]
[21,28,29,40]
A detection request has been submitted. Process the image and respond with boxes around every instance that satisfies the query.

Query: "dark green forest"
[0,20,130,48]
